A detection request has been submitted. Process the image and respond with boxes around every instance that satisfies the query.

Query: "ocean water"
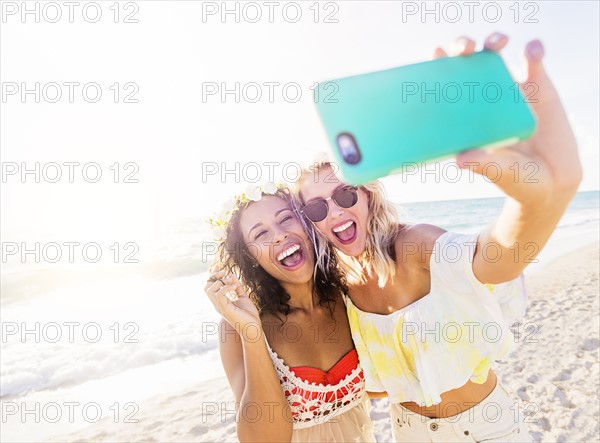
[1,190,598,441]
[397,190,600,274]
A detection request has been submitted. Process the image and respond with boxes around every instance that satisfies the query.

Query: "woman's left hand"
[434,33,583,206]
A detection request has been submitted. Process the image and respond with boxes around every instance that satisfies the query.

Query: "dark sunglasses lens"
[333,187,358,208]
[303,201,328,222]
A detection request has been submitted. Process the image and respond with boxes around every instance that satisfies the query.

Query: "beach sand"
[52,242,599,443]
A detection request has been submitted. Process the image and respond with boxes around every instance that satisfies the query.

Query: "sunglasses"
[300,186,359,222]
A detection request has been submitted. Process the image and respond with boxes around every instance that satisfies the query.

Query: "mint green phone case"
[314,50,537,185]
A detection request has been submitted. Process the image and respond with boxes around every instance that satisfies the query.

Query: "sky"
[1,0,598,239]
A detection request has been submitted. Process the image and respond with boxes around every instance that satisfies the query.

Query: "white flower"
[216,196,236,221]
[262,182,278,195]
[208,182,285,243]
[245,186,263,202]
[212,223,227,241]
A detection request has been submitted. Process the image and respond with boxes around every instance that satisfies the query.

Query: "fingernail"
[488,32,503,45]
[527,40,543,60]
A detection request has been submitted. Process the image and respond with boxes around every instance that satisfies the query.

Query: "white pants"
[390,381,533,442]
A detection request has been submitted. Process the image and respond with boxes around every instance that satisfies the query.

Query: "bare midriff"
[400,369,497,418]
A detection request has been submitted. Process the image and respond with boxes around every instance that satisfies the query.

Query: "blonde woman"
[204,185,376,442]
[295,33,582,442]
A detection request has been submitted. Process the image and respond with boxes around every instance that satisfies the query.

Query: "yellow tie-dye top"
[344,231,528,407]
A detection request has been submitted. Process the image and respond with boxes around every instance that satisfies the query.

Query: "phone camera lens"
[336,132,361,165]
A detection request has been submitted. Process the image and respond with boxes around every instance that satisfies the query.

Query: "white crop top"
[344,230,528,407]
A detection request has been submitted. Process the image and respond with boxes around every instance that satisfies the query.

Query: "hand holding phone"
[314,49,537,185]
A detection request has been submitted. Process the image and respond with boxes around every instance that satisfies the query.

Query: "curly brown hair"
[216,188,347,323]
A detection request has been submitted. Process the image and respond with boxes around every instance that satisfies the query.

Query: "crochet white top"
[264,338,376,441]
[345,231,529,407]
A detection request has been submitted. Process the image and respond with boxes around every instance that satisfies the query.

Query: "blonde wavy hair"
[293,161,405,288]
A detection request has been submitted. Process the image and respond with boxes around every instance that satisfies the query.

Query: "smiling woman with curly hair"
[204,184,376,442]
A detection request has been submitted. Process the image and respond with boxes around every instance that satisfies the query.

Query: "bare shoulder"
[395,223,447,271]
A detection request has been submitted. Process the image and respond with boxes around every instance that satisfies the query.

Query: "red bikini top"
[289,348,360,385]
[265,342,367,429]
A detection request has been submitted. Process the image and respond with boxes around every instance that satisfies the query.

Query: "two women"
[204,186,376,442]
[205,33,582,442]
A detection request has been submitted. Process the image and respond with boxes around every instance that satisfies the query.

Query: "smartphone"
[313,50,537,185]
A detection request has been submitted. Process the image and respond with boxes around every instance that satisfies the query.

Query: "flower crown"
[207,181,287,242]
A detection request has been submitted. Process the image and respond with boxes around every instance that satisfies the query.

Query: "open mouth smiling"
[332,220,357,245]
[276,243,305,269]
